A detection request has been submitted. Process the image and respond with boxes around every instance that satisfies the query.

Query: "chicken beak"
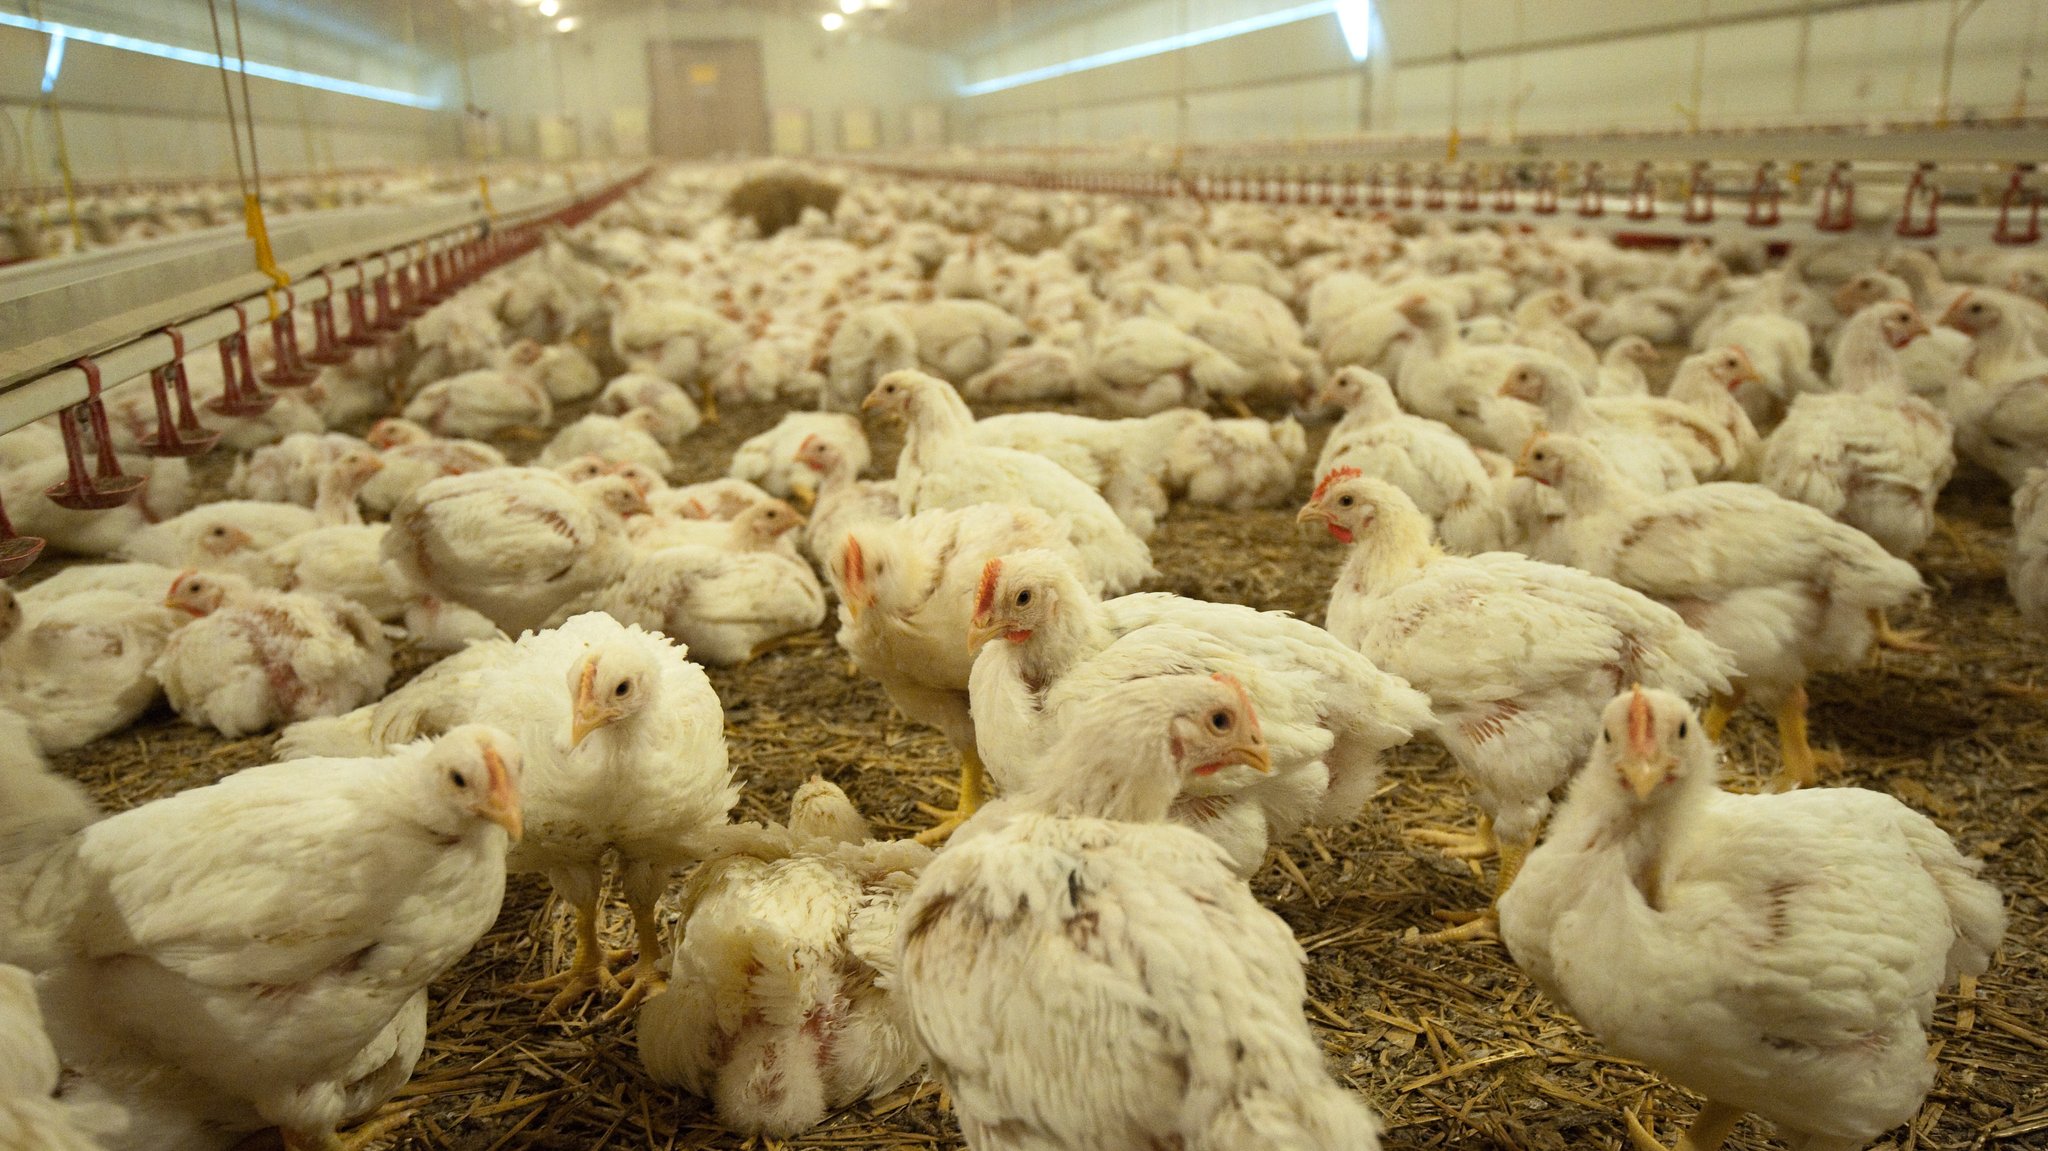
[568,661,619,748]
[480,745,523,842]
[1621,755,1667,801]
[1294,503,1327,526]
[1939,293,1973,331]
[859,389,883,412]
[788,481,817,512]
[1217,737,1273,775]
[966,615,1006,651]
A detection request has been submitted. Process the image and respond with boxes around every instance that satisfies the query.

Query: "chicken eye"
[1338,495,1355,507]
[1678,721,1688,738]
[449,770,468,788]
[1016,590,1032,606]
[1209,710,1233,732]
[614,681,632,698]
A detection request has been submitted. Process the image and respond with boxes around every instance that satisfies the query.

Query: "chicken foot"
[1409,831,1532,945]
[697,382,720,425]
[914,745,988,845]
[1224,396,1257,420]
[1625,1095,1743,1151]
[513,890,622,1015]
[1768,685,1840,792]
[283,1103,420,1151]
[1869,608,1939,654]
[1405,812,1497,859]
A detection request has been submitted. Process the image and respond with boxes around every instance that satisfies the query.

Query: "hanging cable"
[25,0,81,252]
[452,3,495,219]
[207,0,288,302]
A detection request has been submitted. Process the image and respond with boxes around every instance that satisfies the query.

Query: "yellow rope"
[242,192,288,292]
[478,173,496,218]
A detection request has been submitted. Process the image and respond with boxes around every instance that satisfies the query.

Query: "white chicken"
[792,434,898,565]
[1299,472,1734,936]
[1,452,193,557]
[118,500,322,582]
[0,704,97,968]
[1164,415,1308,510]
[493,338,601,403]
[863,370,1153,594]
[153,570,393,738]
[384,468,644,636]
[829,506,1088,837]
[730,411,869,502]
[969,409,1196,538]
[637,779,929,1137]
[1497,355,1707,490]
[400,368,552,439]
[1314,367,1508,553]
[968,549,1431,876]
[27,726,521,1151]
[0,585,182,752]
[1760,301,1956,568]
[357,420,508,519]
[898,673,1382,1151]
[2010,467,2048,627]
[0,962,124,1150]
[1515,434,1923,791]
[1086,316,1253,416]
[481,614,738,1013]
[1499,688,2004,1151]
[535,412,674,478]
[573,521,827,668]
[595,372,704,448]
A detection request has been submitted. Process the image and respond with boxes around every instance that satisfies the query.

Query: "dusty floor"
[32,396,2048,1151]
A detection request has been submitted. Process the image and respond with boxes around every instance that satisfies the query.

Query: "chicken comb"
[973,557,1002,620]
[841,533,864,582]
[1312,466,1364,503]
[1626,685,1655,759]
[1210,672,1262,739]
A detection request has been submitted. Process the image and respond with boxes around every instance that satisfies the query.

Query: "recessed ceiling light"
[821,12,845,31]
[555,16,576,32]
[537,0,559,17]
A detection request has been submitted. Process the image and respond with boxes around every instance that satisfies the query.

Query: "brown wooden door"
[648,39,770,159]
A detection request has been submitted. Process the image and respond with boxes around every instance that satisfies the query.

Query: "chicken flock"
[0,163,2037,1151]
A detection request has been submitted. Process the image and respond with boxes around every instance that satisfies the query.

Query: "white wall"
[466,1,961,159]
[0,0,459,184]
[959,0,2046,147]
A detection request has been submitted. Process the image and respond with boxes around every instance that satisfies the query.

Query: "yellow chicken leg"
[1869,607,1939,654]
[600,880,670,1022]
[1768,685,1840,792]
[1626,1095,1744,1151]
[698,382,720,425]
[915,745,988,845]
[513,890,620,1015]
[1224,396,1257,420]
[1702,685,1746,742]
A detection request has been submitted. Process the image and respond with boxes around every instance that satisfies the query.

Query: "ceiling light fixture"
[555,16,576,32]
[839,0,865,14]
[0,11,440,108]
[537,0,559,17]
[821,12,845,31]
[959,0,1363,96]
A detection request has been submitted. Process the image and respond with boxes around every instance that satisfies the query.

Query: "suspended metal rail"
[0,167,650,437]
[854,121,2046,251]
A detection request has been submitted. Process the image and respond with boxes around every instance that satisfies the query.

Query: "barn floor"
[35,397,2048,1151]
